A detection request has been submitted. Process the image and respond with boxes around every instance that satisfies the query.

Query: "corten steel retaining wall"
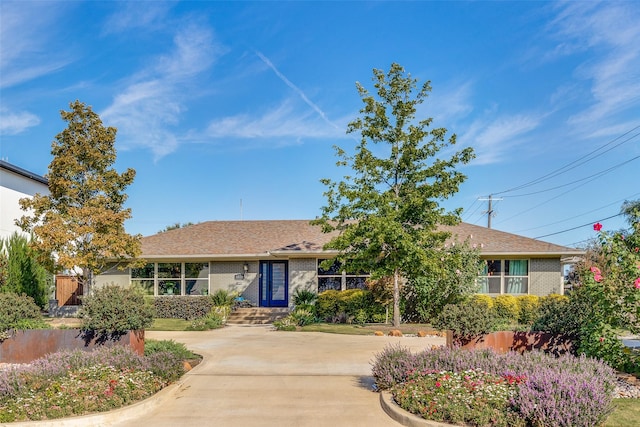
[446,330,574,355]
[0,329,144,363]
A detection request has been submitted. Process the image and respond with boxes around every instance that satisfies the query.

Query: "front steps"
[226,307,290,325]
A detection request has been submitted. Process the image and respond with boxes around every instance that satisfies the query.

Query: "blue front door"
[259,261,288,307]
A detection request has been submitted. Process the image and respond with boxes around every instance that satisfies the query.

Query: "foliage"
[0,293,47,338]
[272,316,297,331]
[79,284,154,334]
[145,339,197,359]
[372,346,616,427]
[159,222,195,233]
[493,294,520,322]
[516,295,540,325]
[17,101,142,291]
[315,289,383,323]
[186,309,224,331]
[0,346,184,422]
[471,294,494,309]
[403,239,481,322]
[292,288,317,312]
[432,302,498,343]
[313,63,475,327]
[210,289,236,307]
[153,295,214,319]
[0,233,52,308]
[392,369,524,427]
[531,294,572,335]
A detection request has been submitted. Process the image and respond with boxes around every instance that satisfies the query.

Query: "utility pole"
[478,195,503,228]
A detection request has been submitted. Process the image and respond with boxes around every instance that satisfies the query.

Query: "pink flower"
[435,381,441,388]
[635,278,640,289]
[590,266,601,274]
[593,222,603,231]
[599,337,605,343]
[594,273,603,282]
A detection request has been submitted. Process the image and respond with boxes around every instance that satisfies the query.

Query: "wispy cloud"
[101,23,225,159]
[462,113,541,165]
[549,2,640,133]
[205,98,345,141]
[101,2,173,35]
[0,107,40,135]
[255,51,341,132]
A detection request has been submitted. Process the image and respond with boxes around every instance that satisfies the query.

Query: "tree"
[403,238,481,322]
[0,233,52,308]
[159,222,195,233]
[314,63,475,327]
[17,101,141,294]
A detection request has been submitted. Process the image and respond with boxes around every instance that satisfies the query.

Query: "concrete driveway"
[6,325,445,427]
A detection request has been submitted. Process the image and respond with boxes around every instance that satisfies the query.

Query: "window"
[130,262,210,296]
[478,259,528,294]
[317,259,369,293]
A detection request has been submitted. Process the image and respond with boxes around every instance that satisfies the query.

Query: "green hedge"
[153,296,214,320]
[316,289,383,323]
[0,292,47,335]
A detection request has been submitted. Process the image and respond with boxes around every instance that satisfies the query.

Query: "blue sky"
[1,1,639,248]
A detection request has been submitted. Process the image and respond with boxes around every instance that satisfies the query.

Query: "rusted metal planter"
[0,329,144,363]
[446,330,574,356]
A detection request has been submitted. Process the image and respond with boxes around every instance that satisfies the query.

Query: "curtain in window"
[507,260,527,293]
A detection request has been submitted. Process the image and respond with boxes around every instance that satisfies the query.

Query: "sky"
[1,1,639,248]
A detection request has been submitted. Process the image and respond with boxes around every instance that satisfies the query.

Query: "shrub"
[210,289,235,307]
[153,295,213,319]
[316,289,382,323]
[186,309,224,331]
[517,295,540,325]
[79,284,154,334]
[292,288,317,307]
[272,316,297,331]
[532,294,570,334]
[432,302,498,343]
[471,294,494,310]
[290,308,315,326]
[145,339,196,359]
[0,293,47,337]
[493,295,520,322]
[372,345,616,427]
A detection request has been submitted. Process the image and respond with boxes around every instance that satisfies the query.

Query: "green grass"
[605,399,640,427]
[148,318,192,331]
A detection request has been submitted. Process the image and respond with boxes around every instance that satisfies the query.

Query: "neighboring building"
[0,160,49,240]
[95,220,583,308]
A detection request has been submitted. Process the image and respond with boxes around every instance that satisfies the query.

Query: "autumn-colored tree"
[17,101,141,293]
[314,64,475,327]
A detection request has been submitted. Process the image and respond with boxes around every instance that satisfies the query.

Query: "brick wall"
[529,258,562,296]
[210,261,259,304]
[288,259,318,305]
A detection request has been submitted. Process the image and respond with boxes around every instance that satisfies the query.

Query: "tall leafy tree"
[17,101,141,293]
[314,63,475,327]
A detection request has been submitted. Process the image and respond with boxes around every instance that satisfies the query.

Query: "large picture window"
[478,259,528,294]
[131,262,210,296]
[317,259,369,293]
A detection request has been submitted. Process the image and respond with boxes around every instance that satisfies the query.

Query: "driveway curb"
[379,392,455,427]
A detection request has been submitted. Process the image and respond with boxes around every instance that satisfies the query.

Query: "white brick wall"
[210,261,259,304]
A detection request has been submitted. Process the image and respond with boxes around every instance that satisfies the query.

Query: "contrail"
[255,51,340,131]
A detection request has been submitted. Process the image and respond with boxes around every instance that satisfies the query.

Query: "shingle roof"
[140,220,581,259]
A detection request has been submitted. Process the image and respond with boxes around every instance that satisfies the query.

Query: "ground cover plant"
[372,345,617,427]
[0,342,186,422]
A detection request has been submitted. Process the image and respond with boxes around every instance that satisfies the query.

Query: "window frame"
[131,261,210,296]
[477,258,529,295]
[317,259,370,292]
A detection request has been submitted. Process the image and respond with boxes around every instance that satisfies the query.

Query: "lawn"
[605,399,640,427]
[148,318,192,331]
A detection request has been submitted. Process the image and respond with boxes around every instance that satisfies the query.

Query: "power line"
[493,125,640,195]
[533,213,623,239]
[514,191,640,233]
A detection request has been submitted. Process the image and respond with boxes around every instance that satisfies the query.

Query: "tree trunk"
[393,269,401,327]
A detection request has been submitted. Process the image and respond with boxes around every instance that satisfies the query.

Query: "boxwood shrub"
[316,289,383,323]
[493,294,520,322]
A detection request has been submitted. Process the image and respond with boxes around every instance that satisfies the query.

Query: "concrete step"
[226,308,290,325]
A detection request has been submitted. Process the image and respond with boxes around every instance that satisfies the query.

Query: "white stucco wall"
[0,166,49,240]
